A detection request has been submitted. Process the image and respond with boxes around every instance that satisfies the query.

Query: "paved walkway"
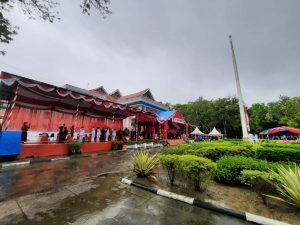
[0,150,253,225]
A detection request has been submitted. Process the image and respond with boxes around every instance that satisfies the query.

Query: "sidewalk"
[0,149,125,169]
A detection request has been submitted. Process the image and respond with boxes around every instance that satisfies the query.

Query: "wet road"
[0,150,253,225]
[0,151,133,201]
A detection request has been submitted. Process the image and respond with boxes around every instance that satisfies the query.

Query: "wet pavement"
[0,150,253,225]
[0,151,133,201]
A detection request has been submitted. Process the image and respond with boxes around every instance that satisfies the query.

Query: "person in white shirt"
[254,134,259,143]
[96,127,101,142]
[79,127,85,142]
[91,127,96,142]
[111,129,116,141]
[105,128,110,142]
[248,133,254,144]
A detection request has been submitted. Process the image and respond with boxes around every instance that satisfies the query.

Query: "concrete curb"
[121,178,291,225]
[1,161,31,168]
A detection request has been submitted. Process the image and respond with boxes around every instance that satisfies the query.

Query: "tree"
[0,0,111,55]
[175,96,242,138]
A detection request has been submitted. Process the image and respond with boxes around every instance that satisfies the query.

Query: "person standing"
[105,128,110,142]
[21,122,30,142]
[111,129,116,141]
[254,134,259,143]
[96,127,101,142]
[248,133,254,144]
[62,124,68,142]
[70,125,75,138]
[79,126,85,142]
[91,127,96,142]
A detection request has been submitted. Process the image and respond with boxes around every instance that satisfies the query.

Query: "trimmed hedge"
[240,170,279,203]
[261,143,300,150]
[159,154,179,185]
[214,156,277,184]
[178,155,216,191]
[256,148,300,163]
[159,154,216,191]
[161,142,255,161]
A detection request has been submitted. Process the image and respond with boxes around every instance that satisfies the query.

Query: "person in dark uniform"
[59,124,68,143]
[21,122,30,142]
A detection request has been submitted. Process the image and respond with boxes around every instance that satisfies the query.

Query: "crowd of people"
[19,122,186,143]
[56,125,157,143]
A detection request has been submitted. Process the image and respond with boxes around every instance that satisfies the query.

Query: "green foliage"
[159,154,216,191]
[161,141,256,161]
[256,148,300,163]
[178,155,216,191]
[132,150,159,177]
[174,97,240,137]
[68,140,82,155]
[175,96,300,138]
[268,164,300,208]
[261,143,300,150]
[214,156,275,184]
[240,170,279,203]
[159,155,180,185]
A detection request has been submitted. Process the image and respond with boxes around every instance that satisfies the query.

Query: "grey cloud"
[1,0,299,105]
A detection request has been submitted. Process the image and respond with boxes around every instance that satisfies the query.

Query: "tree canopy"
[0,0,111,55]
[174,96,300,138]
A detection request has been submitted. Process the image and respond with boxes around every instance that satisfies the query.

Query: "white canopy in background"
[208,127,223,136]
[190,127,205,135]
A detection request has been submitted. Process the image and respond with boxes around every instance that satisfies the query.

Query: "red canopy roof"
[260,126,300,135]
[0,72,145,120]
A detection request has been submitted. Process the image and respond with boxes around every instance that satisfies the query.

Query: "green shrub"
[240,170,279,204]
[256,148,300,163]
[159,155,180,185]
[132,150,159,177]
[68,140,82,155]
[161,143,255,161]
[161,147,186,155]
[267,164,300,208]
[214,156,275,184]
[201,146,255,161]
[178,155,216,191]
[262,143,300,150]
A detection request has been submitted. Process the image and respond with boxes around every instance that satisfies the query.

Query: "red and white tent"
[0,72,142,131]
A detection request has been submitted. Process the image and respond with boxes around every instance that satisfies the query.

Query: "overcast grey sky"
[1,0,299,105]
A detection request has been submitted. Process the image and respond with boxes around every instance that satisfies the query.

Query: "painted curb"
[1,161,30,168]
[121,178,291,225]
[51,157,70,161]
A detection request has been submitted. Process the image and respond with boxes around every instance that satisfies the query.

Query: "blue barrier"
[0,131,22,156]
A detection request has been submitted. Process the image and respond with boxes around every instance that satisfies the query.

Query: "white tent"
[190,127,205,135]
[208,127,223,136]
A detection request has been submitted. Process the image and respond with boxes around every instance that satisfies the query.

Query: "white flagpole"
[229,35,249,139]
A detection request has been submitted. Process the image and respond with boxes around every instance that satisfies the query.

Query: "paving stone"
[17,189,75,219]
[0,199,23,225]
[65,180,99,196]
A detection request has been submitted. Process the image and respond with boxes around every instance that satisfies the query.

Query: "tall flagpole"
[229,35,249,139]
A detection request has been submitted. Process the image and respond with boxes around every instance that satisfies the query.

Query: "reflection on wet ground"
[0,151,133,201]
[0,149,253,225]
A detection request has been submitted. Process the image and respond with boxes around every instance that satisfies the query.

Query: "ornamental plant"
[267,164,300,208]
[256,147,300,163]
[178,155,216,191]
[214,156,275,184]
[240,170,279,204]
[159,155,180,185]
[132,150,159,177]
[68,140,82,155]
